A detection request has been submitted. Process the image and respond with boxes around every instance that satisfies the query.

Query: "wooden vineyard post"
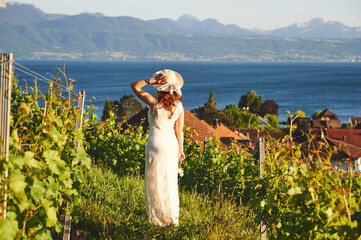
[0,53,13,220]
[259,137,266,240]
[63,91,85,240]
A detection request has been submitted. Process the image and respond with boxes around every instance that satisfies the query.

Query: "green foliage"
[249,138,361,239]
[84,112,147,175]
[81,105,361,239]
[238,91,263,115]
[114,94,143,121]
[311,109,322,119]
[341,122,353,129]
[73,166,258,239]
[262,114,280,132]
[0,74,91,238]
[261,99,279,117]
[295,110,306,118]
[207,91,216,106]
[223,104,261,129]
[101,97,113,121]
[193,93,236,130]
[181,128,258,203]
[293,120,310,142]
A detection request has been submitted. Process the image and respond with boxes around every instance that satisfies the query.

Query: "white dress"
[144,100,183,226]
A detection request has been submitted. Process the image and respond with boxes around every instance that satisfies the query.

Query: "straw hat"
[151,69,184,89]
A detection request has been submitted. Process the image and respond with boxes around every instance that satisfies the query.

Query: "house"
[350,117,361,128]
[313,109,341,129]
[212,122,247,147]
[304,128,361,170]
[288,109,341,129]
[326,129,361,147]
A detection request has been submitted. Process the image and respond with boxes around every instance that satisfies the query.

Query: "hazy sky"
[7,0,361,30]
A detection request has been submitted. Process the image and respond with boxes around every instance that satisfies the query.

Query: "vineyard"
[1,58,361,239]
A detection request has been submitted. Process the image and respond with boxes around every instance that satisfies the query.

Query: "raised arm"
[130,73,166,110]
[174,107,185,163]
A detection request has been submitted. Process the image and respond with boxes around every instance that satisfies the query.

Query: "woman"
[130,69,185,226]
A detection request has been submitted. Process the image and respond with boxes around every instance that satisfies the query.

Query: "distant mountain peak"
[178,14,200,22]
[7,1,24,6]
[309,17,324,25]
[295,18,325,28]
[79,12,104,17]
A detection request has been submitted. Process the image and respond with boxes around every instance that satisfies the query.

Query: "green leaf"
[34,228,52,240]
[260,200,266,208]
[9,129,19,148]
[0,212,19,240]
[9,154,24,169]
[51,126,67,147]
[75,147,91,169]
[41,199,58,227]
[9,172,27,194]
[23,151,39,169]
[43,150,66,175]
[288,186,302,195]
[30,179,46,203]
[294,150,301,158]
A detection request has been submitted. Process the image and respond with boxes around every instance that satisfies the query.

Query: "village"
[99,96,361,171]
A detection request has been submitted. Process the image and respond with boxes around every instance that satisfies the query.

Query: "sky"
[6,0,361,30]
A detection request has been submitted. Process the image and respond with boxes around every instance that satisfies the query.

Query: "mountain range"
[1,1,361,61]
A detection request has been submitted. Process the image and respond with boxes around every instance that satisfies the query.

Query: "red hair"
[156,91,182,119]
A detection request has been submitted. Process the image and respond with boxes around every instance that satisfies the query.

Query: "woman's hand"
[179,152,185,164]
[150,72,167,85]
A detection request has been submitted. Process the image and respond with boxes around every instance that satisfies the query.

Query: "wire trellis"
[13,61,77,94]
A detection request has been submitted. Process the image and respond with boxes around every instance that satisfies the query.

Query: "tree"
[224,104,261,129]
[101,97,113,121]
[207,91,216,106]
[238,90,263,115]
[193,92,236,130]
[261,99,279,117]
[115,94,143,121]
[262,114,280,132]
[311,110,322,119]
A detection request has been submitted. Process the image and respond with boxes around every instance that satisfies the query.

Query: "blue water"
[14,60,361,123]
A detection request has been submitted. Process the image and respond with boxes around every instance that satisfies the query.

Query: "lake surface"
[14,60,361,123]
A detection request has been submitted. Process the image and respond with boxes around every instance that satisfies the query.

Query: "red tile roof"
[326,137,361,160]
[184,109,218,146]
[214,123,246,140]
[326,129,361,147]
[260,131,287,141]
[318,109,339,120]
[236,128,259,142]
[125,107,232,147]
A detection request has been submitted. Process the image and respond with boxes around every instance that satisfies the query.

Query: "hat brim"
[151,69,183,89]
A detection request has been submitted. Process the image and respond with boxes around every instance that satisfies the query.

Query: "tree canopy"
[223,104,261,129]
[193,92,236,130]
[115,94,143,121]
[238,91,263,115]
[101,94,143,122]
[261,99,279,116]
[101,98,114,121]
[311,110,322,119]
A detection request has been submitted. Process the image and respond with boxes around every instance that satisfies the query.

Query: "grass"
[71,166,259,239]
